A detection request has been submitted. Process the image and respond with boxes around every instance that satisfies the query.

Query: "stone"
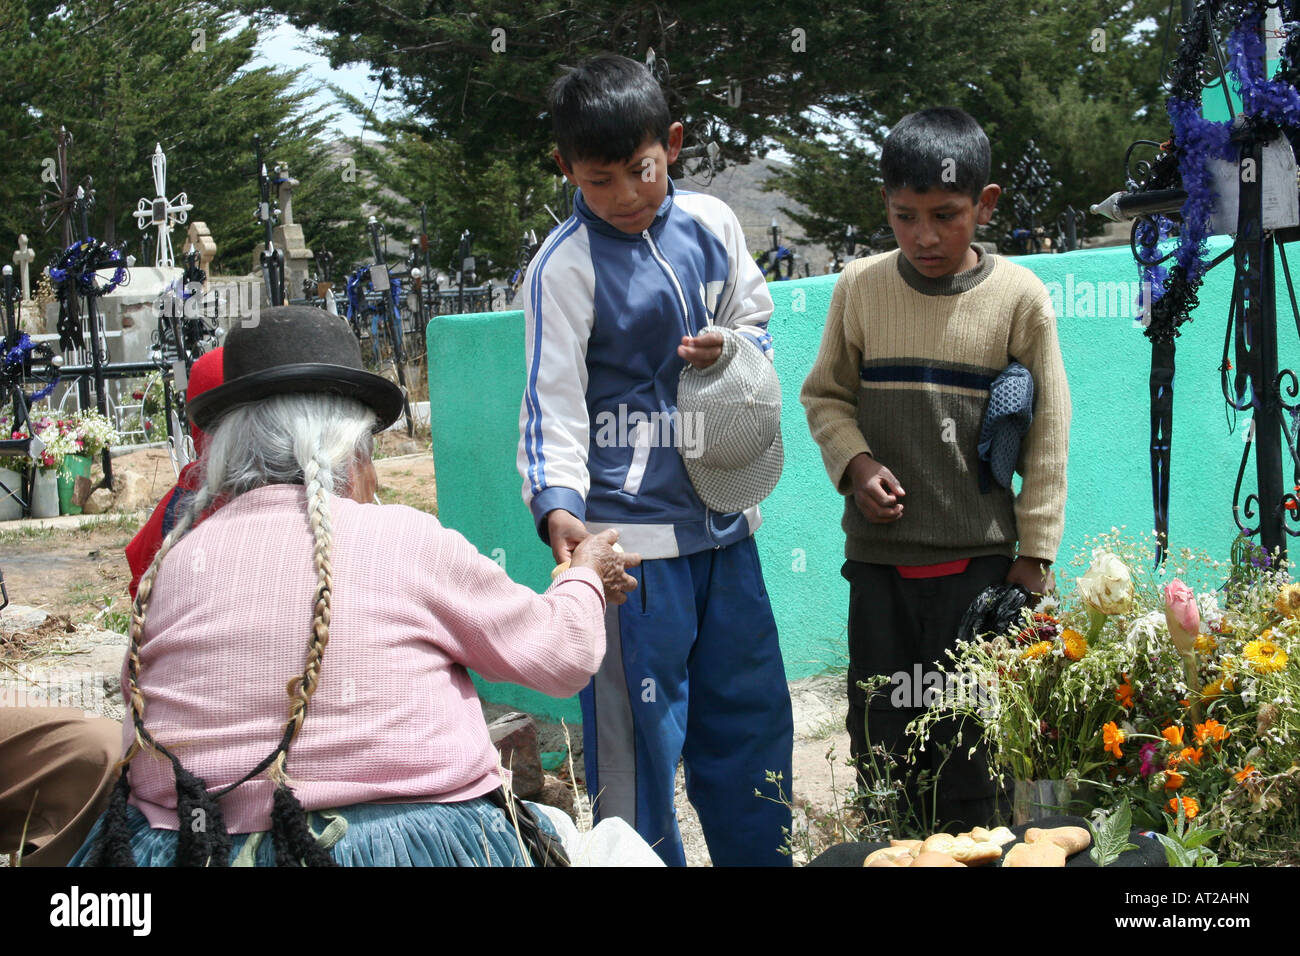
[488,711,545,798]
[533,774,576,819]
[72,475,94,508]
[13,234,34,302]
[82,488,114,515]
[0,604,49,637]
[272,222,314,295]
[111,469,153,514]
[186,221,217,288]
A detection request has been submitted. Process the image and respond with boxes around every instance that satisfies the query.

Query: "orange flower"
[1062,629,1088,661]
[1179,746,1203,766]
[1103,721,1125,758]
[1167,796,1199,819]
[1233,765,1259,784]
[1115,675,1135,710]
[1195,719,1229,746]
[1161,725,1185,747]
[1164,770,1185,790]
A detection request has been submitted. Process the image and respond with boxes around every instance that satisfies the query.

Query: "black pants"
[843,556,1011,834]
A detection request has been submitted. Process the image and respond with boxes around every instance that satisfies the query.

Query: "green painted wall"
[430,236,1282,722]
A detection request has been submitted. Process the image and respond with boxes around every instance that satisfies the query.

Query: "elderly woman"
[71,306,637,867]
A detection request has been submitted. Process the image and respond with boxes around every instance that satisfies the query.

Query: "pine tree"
[1,1,350,278]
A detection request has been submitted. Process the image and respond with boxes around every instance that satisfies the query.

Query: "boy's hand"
[678,332,725,370]
[846,453,905,523]
[546,509,590,564]
[1006,556,1053,596]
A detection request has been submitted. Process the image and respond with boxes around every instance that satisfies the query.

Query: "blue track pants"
[579,535,793,866]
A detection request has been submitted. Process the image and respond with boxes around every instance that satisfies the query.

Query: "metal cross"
[38,127,81,247]
[132,143,192,267]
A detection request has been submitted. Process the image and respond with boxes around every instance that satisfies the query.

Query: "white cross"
[12,234,34,301]
[133,143,192,268]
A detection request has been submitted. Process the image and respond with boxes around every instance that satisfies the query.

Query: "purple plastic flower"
[1139,742,1160,777]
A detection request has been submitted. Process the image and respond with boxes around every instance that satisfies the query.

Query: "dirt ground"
[1,437,855,866]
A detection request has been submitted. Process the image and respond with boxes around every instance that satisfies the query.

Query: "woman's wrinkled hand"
[570,529,641,605]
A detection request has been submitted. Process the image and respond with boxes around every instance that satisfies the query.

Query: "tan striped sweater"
[800,247,1071,565]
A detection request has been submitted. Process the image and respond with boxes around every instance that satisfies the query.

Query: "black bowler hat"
[187,306,405,432]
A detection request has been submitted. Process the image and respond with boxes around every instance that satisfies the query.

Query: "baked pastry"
[1003,839,1067,867]
[1025,826,1091,855]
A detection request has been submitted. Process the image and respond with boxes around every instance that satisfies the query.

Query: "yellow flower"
[1103,721,1125,759]
[1243,637,1289,674]
[1020,640,1052,661]
[1194,633,1217,654]
[1062,629,1088,662]
[1202,677,1234,701]
[1167,796,1199,819]
[1275,583,1300,619]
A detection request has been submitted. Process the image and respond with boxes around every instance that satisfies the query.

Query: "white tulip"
[1077,550,1135,616]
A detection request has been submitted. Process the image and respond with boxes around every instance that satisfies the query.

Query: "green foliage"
[336,88,557,281]
[254,0,1076,253]
[0,1,350,277]
[1088,798,1139,866]
[1155,805,1237,867]
[765,0,1171,250]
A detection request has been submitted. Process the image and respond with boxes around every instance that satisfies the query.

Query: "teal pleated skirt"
[68,796,561,867]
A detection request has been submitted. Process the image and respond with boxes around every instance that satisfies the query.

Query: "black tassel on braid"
[171,760,233,867]
[269,781,338,867]
[86,772,138,867]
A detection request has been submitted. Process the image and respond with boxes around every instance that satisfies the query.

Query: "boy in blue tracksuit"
[517,55,793,866]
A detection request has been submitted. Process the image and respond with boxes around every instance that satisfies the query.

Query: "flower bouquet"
[910,530,1300,862]
[66,409,119,460]
[908,543,1154,820]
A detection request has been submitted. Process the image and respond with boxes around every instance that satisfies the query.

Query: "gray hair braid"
[92,393,376,866]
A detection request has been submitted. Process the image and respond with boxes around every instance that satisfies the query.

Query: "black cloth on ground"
[806,814,1168,867]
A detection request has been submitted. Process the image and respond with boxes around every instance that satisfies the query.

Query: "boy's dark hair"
[549,54,670,166]
[880,108,991,201]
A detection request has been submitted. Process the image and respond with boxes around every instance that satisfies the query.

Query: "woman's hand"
[571,529,641,605]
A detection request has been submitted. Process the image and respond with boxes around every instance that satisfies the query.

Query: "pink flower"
[1164,579,1200,655]
[1139,742,1160,777]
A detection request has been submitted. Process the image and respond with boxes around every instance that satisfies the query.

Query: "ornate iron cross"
[133,143,192,268]
[38,127,83,247]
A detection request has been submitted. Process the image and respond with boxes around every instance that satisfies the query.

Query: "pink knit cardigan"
[123,484,606,831]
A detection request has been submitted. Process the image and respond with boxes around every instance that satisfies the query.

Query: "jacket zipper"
[643,229,692,339]
[642,229,720,547]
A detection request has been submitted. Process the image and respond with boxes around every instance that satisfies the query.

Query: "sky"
[250,22,389,139]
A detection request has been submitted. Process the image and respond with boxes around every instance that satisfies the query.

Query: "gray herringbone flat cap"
[677,325,783,512]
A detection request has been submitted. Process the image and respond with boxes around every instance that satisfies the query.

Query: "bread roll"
[1025,826,1091,855]
[1003,839,1067,867]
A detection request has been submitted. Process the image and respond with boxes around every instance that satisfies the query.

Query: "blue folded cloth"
[978,362,1034,493]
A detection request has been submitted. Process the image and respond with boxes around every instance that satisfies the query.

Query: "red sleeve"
[125,488,175,601]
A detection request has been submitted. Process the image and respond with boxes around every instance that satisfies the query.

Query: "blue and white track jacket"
[518,178,775,559]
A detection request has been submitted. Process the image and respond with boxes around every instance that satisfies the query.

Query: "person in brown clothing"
[0,706,121,865]
[800,108,1071,833]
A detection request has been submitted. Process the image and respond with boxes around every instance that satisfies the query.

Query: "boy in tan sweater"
[800,108,1071,832]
